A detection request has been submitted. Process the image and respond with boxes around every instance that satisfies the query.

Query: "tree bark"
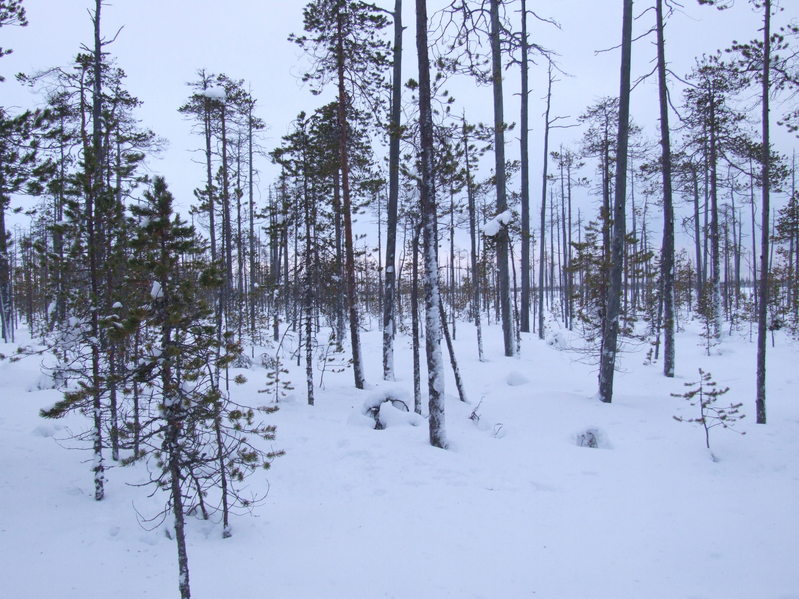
[656,0,675,378]
[89,0,105,500]
[383,0,402,381]
[537,63,554,339]
[756,0,771,424]
[598,0,633,404]
[416,0,446,448]
[463,117,484,361]
[519,0,531,333]
[489,0,514,356]
[336,10,365,389]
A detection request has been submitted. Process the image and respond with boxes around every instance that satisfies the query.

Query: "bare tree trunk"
[162,326,191,598]
[537,63,554,339]
[440,301,467,403]
[449,187,456,340]
[519,0,531,333]
[489,0,514,356]
[411,225,422,415]
[692,165,703,302]
[463,117,484,361]
[303,152,315,407]
[756,0,771,424]
[709,105,722,339]
[416,0,446,448]
[336,13,365,389]
[0,205,11,342]
[656,0,675,378]
[248,101,257,344]
[89,0,105,501]
[383,0,402,381]
[332,173,345,348]
[598,0,633,404]
[221,102,233,307]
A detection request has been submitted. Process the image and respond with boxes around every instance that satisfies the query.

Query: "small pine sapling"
[697,289,720,356]
[259,327,294,404]
[673,368,745,458]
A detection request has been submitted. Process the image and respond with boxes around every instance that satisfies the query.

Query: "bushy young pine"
[126,177,282,599]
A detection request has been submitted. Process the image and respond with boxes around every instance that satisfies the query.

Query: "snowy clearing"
[1,320,797,599]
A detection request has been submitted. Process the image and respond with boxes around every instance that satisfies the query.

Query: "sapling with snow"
[125,177,282,599]
[673,368,744,454]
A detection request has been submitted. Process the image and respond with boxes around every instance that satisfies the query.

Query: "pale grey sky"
[1,0,795,233]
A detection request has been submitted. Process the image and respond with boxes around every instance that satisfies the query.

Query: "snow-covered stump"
[361,387,424,431]
[363,393,410,430]
[575,427,610,449]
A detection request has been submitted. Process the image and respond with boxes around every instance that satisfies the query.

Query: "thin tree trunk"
[756,0,771,424]
[538,63,554,339]
[248,100,257,344]
[335,11,365,389]
[490,0,514,356]
[463,117,484,361]
[656,0,675,377]
[439,301,467,403]
[411,225,421,415]
[89,0,105,501]
[416,0,446,448]
[383,0,402,381]
[692,165,703,301]
[710,102,722,339]
[598,0,633,404]
[519,0,531,332]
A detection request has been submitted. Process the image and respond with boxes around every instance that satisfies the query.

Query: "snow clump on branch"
[482,210,514,237]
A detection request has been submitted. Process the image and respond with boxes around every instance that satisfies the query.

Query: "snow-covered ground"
[1,318,797,598]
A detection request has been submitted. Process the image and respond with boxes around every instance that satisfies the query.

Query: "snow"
[506,370,529,386]
[199,86,227,102]
[482,209,514,237]
[150,281,163,300]
[1,320,798,598]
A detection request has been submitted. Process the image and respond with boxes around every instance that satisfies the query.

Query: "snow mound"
[361,386,421,430]
[506,371,529,386]
[27,372,56,392]
[575,427,611,449]
[31,424,62,438]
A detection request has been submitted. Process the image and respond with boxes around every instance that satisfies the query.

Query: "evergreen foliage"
[673,368,744,454]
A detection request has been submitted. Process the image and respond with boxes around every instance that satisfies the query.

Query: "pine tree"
[128,177,282,598]
[292,0,390,389]
[0,108,41,342]
[0,0,27,75]
[681,55,747,341]
[673,368,744,456]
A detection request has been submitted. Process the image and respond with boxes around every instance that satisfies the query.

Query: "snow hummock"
[506,370,529,386]
[482,209,513,237]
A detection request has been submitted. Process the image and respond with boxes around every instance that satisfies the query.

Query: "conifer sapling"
[673,368,745,455]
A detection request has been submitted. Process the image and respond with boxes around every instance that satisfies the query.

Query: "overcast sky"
[2,0,795,232]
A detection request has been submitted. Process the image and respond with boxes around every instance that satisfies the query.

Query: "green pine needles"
[673,368,745,455]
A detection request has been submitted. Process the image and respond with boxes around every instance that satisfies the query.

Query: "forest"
[0,1,797,598]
